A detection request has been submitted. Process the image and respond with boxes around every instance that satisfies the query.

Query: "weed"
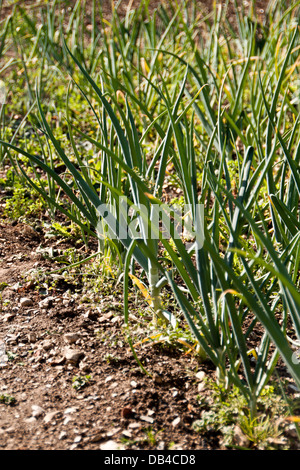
[193,379,291,449]
[0,394,16,406]
[3,183,45,221]
[6,351,18,362]
[104,353,121,365]
[142,427,163,447]
[72,375,92,391]
[45,222,82,241]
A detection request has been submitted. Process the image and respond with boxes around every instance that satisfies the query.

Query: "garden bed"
[0,0,299,452]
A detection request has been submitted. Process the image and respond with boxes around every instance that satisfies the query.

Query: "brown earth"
[0,214,223,451]
[0,0,299,454]
[1,208,298,453]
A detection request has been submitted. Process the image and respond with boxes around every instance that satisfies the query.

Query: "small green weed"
[72,375,92,391]
[45,222,82,241]
[193,379,290,449]
[3,184,45,221]
[0,169,16,188]
[104,353,121,365]
[6,351,18,362]
[0,394,16,405]
[142,427,163,447]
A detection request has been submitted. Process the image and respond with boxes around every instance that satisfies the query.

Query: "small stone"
[44,410,62,423]
[152,373,163,384]
[63,416,72,426]
[41,340,53,351]
[74,435,82,443]
[140,415,154,424]
[157,441,165,450]
[24,417,37,424]
[64,407,78,414]
[49,356,65,366]
[90,431,105,443]
[59,431,67,440]
[98,312,114,323]
[128,423,141,430]
[84,310,97,320]
[5,426,16,433]
[64,347,84,365]
[106,427,121,437]
[64,333,80,344]
[195,371,206,380]
[285,424,298,439]
[100,440,125,450]
[28,333,37,343]
[20,297,33,307]
[79,361,90,372]
[69,444,78,450]
[111,316,121,324]
[31,405,44,418]
[172,416,181,427]
[3,313,15,322]
[12,282,21,291]
[5,333,19,344]
[84,395,99,401]
[38,297,55,309]
[198,382,206,392]
[130,380,138,388]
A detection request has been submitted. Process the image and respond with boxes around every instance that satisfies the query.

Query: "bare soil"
[0,0,299,453]
[0,213,223,451]
[1,212,298,453]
